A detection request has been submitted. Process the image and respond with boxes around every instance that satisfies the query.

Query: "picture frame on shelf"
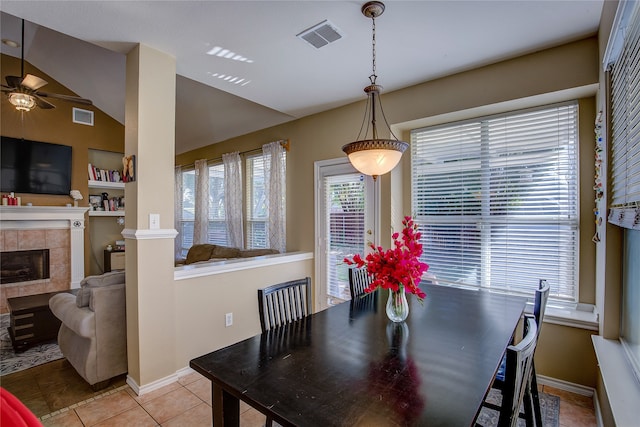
[122,155,136,182]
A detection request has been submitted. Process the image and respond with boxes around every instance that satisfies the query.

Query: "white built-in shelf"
[88,210,125,217]
[88,180,125,190]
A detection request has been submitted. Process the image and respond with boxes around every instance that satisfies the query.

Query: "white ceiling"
[0,1,604,154]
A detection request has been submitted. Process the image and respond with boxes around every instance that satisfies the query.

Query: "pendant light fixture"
[342,1,409,180]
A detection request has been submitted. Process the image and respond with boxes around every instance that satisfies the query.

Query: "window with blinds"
[609,1,640,229]
[246,154,268,248]
[605,0,640,382]
[411,102,579,301]
[178,169,196,257]
[177,164,228,254]
[208,164,227,245]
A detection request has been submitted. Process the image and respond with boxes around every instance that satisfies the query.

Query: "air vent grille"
[72,107,94,126]
[297,20,343,49]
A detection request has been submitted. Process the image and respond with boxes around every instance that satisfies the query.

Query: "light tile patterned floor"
[36,371,597,427]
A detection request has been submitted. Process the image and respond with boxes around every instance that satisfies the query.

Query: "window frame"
[177,149,286,254]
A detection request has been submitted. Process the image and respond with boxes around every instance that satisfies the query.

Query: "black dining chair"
[257,278,311,427]
[258,277,311,332]
[491,279,551,427]
[479,316,539,427]
[348,266,373,300]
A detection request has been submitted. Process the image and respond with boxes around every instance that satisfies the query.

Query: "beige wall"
[0,54,125,277]
[177,36,600,387]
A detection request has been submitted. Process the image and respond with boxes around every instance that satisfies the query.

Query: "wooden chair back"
[498,316,538,427]
[258,277,311,332]
[348,267,373,300]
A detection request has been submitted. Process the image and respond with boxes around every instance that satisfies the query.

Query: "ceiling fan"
[1,18,92,111]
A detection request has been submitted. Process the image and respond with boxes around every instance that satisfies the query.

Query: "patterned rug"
[477,388,560,427]
[0,313,64,376]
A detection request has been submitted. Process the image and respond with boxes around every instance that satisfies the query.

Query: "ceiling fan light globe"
[8,93,36,111]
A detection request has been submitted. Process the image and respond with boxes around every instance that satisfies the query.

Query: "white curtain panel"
[174,165,183,260]
[193,159,209,245]
[263,141,286,253]
[223,152,244,249]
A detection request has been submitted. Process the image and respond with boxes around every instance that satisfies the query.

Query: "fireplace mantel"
[1,206,89,288]
[0,205,88,223]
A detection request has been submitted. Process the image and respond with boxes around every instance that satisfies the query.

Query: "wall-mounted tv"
[1,136,72,196]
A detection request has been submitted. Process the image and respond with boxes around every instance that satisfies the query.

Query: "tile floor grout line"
[38,384,130,422]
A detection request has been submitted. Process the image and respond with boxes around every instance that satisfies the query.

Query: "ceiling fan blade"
[33,95,56,109]
[1,85,14,91]
[5,76,23,88]
[21,74,48,90]
[36,91,93,106]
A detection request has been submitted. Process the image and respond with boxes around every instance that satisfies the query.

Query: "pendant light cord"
[20,19,25,78]
[370,14,377,85]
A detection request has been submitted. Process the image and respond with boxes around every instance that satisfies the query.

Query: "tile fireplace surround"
[0,206,89,314]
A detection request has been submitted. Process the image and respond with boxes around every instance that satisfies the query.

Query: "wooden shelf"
[88,180,124,190]
[88,210,125,217]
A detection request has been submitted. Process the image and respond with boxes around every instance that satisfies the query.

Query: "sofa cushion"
[185,244,216,264]
[211,245,241,259]
[76,271,126,308]
[239,248,280,257]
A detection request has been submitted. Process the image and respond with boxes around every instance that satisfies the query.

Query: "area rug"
[0,313,64,376]
[477,388,560,427]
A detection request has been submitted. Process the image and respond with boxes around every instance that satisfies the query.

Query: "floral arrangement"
[344,216,429,301]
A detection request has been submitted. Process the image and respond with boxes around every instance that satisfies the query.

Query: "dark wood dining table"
[190,283,527,426]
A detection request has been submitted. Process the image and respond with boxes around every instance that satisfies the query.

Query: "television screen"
[1,137,72,195]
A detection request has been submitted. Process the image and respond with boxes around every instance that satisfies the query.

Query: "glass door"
[315,159,377,310]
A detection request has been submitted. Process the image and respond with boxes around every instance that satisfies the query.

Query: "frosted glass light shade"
[8,93,36,111]
[342,139,409,178]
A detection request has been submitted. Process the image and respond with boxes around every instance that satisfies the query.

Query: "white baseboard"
[126,372,179,396]
[537,374,595,396]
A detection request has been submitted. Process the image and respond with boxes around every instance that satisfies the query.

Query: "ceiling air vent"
[297,20,343,49]
[72,107,94,126]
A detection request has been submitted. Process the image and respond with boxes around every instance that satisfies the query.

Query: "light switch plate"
[149,213,160,229]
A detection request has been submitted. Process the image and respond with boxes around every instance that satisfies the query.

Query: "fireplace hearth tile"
[2,230,18,252]
[18,230,46,250]
[46,229,70,249]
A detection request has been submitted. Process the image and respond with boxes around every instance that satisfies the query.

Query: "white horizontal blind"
[208,163,228,245]
[178,169,196,256]
[246,154,267,248]
[325,173,366,300]
[610,2,640,229]
[411,103,579,301]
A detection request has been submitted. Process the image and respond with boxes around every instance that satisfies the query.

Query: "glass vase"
[386,286,409,322]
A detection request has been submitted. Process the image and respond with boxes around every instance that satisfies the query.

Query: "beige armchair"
[49,271,127,389]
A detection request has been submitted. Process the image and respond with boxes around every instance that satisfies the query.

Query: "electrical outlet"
[225,312,233,327]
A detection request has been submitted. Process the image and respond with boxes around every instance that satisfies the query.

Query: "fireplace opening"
[0,249,50,284]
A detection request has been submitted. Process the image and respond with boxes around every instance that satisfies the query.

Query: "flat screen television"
[1,136,72,196]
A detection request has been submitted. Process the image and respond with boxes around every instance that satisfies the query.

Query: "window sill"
[541,303,599,331]
[174,251,313,280]
[592,336,640,426]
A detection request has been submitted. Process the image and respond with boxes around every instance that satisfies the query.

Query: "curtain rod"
[180,139,289,168]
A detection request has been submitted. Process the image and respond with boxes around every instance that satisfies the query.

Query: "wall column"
[122,44,178,391]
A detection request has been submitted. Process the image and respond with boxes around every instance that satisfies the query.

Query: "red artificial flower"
[344,216,429,302]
